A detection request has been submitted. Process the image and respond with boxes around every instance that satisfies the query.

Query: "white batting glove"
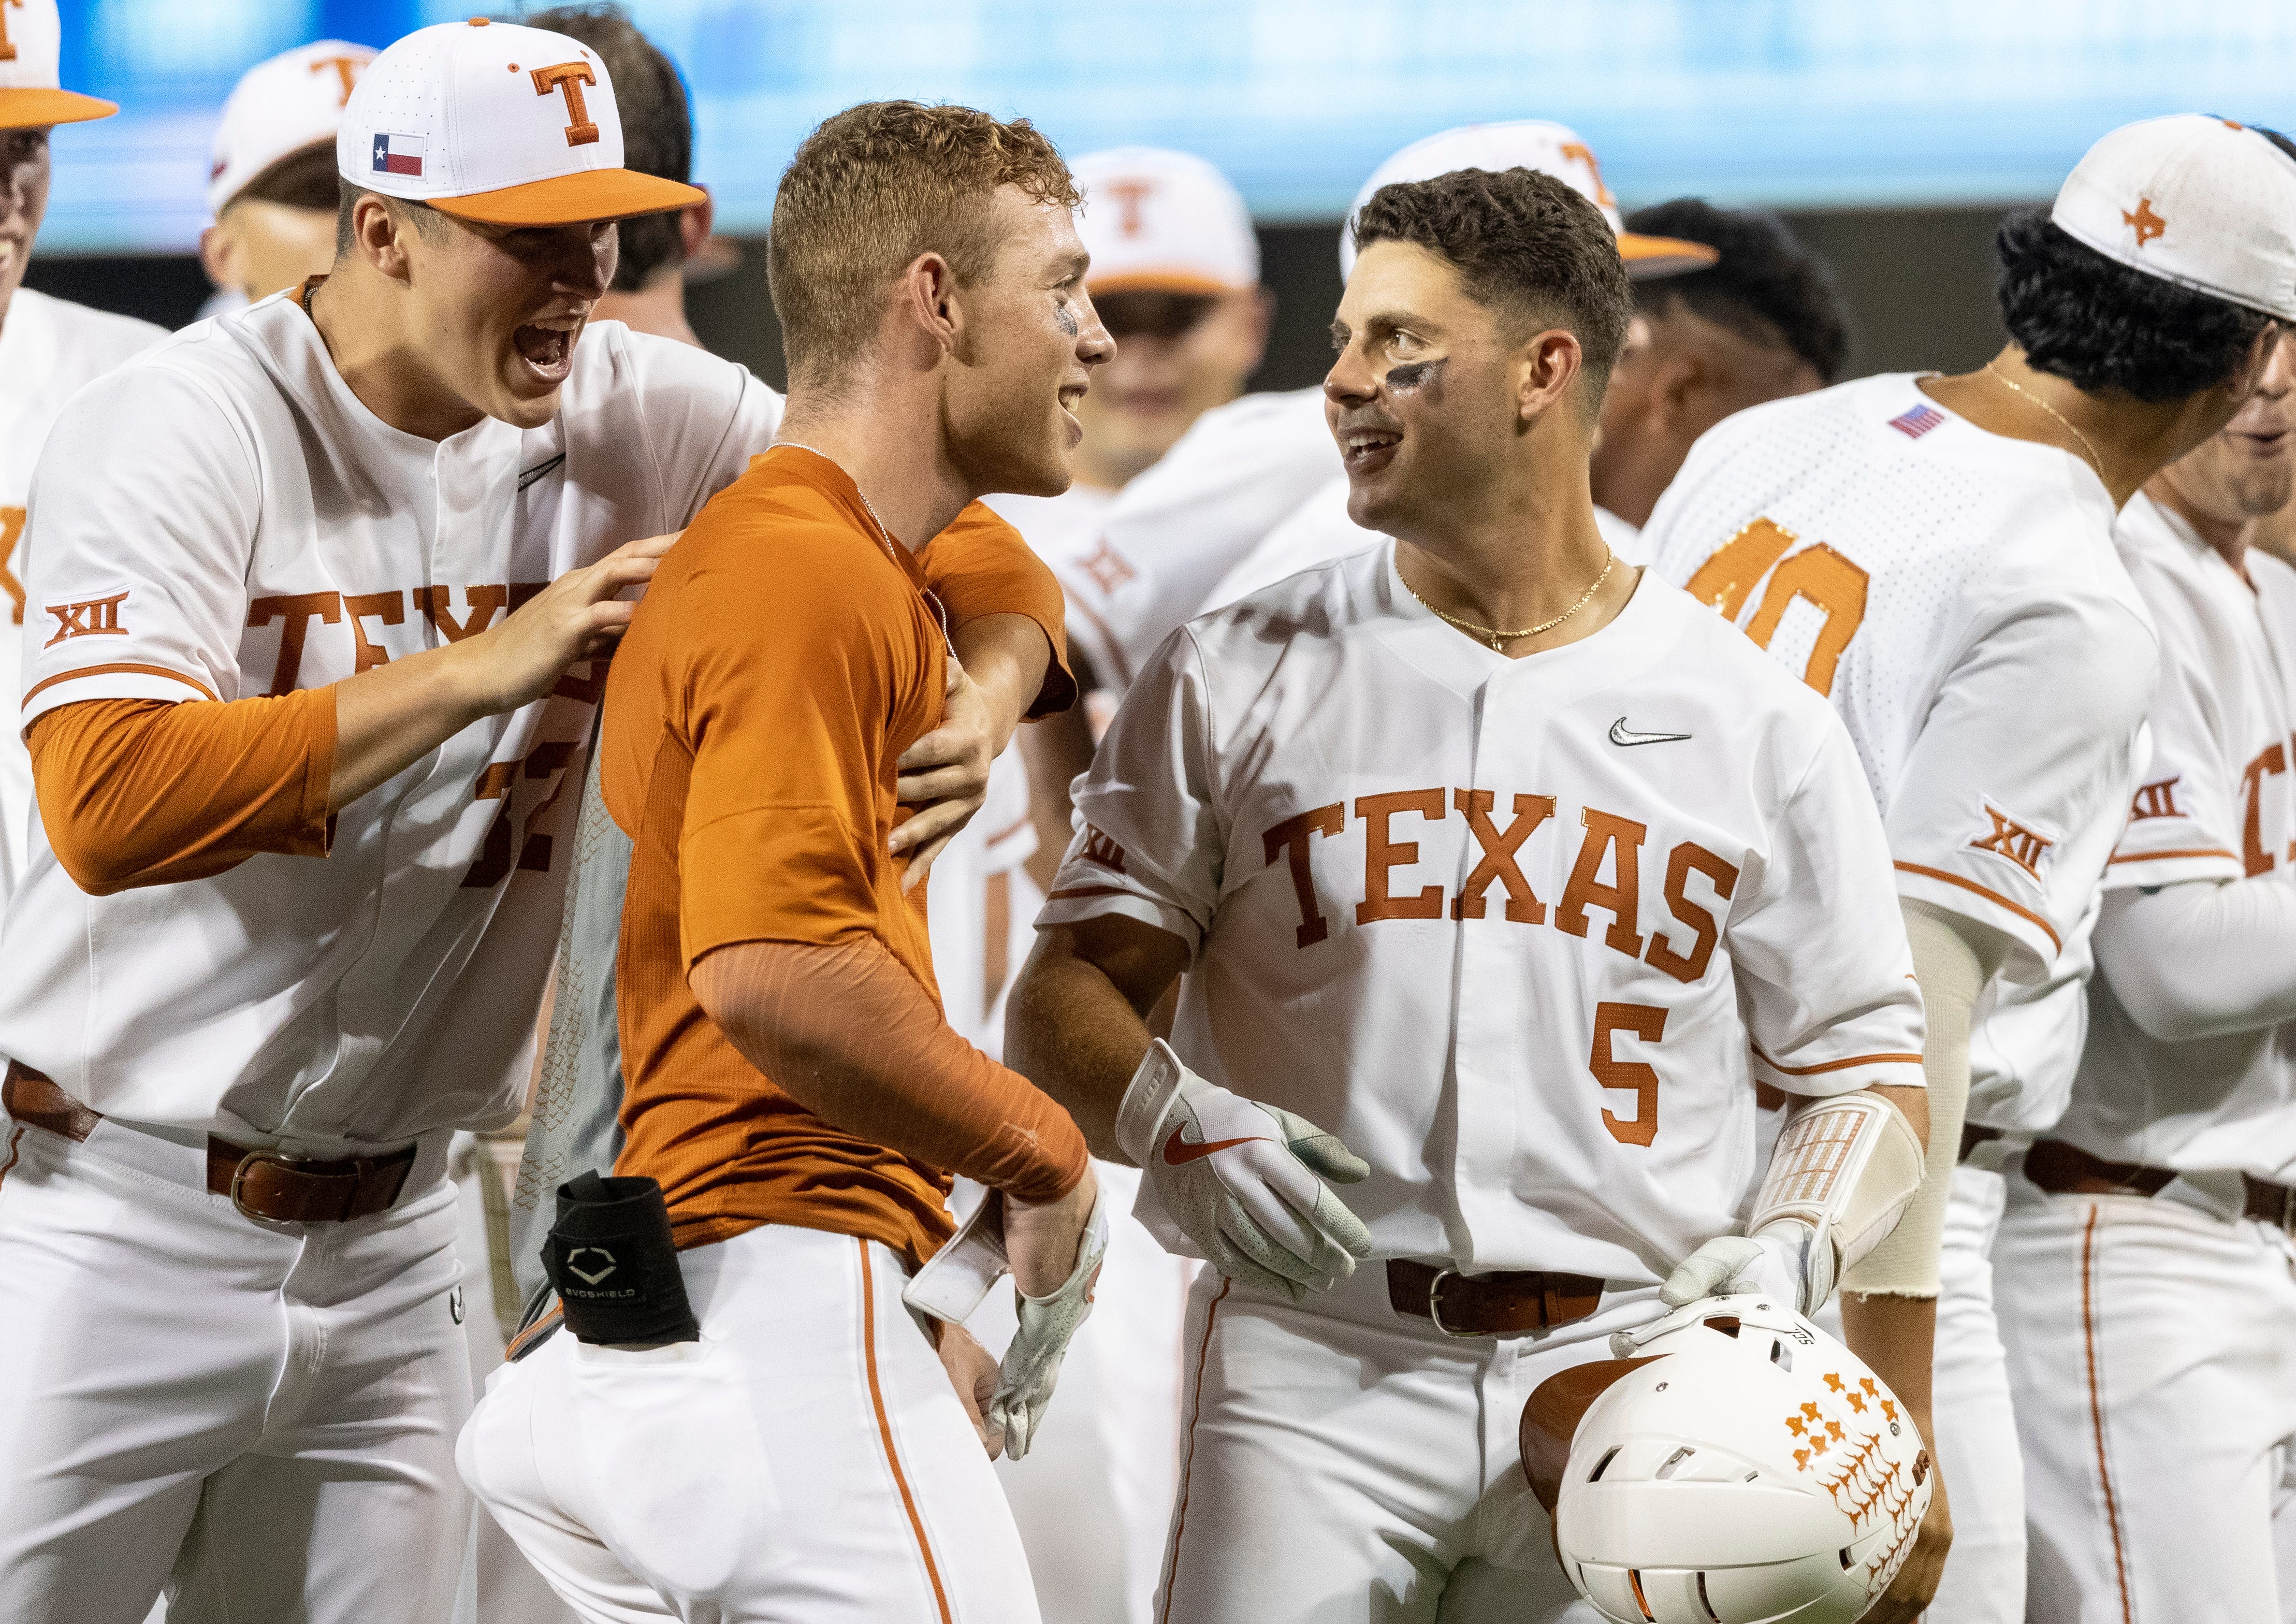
[1115,1039,1374,1301]
[990,1186,1110,1460]
[1658,1220,1820,1315]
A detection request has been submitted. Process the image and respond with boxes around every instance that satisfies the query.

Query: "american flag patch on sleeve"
[372,134,425,177]
[1886,402,1945,440]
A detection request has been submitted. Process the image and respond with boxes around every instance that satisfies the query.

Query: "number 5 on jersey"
[1684,518,1871,697]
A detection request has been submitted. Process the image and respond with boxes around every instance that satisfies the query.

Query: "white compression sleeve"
[1842,899,2000,1299]
[2095,879,2296,1043]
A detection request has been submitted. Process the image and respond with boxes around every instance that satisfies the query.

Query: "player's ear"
[897,250,963,359]
[197,222,236,293]
[348,193,415,283]
[1516,327,1585,426]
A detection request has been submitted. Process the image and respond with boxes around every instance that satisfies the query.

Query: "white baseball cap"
[210,41,376,217]
[339,18,701,227]
[0,0,115,131]
[1072,147,1259,296]
[2052,114,2296,322]
[1340,121,1719,282]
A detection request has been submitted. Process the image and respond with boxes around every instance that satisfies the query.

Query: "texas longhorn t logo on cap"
[338,18,701,227]
[0,0,118,129]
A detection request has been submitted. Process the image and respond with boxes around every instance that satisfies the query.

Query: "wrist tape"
[543,1170,700,1345]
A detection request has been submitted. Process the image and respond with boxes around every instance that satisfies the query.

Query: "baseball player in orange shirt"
[0,22,1058,1623]
[460,99,1112,1622]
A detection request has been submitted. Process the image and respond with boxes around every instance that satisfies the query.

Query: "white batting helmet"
[1521,1294,1930,1624]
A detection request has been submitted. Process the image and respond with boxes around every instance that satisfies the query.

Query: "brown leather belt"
[1386,1259,1604,1338]
[2027,1137,2296,1233]
[1959,1122,2004,1164]
[4,1061,416,1225]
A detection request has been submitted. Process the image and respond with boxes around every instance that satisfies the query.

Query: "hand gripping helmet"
[1520,1294,1930,1624]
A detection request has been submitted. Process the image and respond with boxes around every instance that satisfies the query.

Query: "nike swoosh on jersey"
[518,452,568,492]
[1609,717,1693,747]
[1162,1126,1265,1166]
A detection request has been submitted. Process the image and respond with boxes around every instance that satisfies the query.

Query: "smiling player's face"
[1324,239,1518,539]
[405,210,619,431]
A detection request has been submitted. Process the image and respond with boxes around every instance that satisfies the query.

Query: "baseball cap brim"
[1088,269,1252,297]
[1619,231,1721,281]
[0,88,118,131]
[430,168,704,227]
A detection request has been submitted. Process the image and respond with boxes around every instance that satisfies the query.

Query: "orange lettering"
[1970,805,2054,881]
[530,61,600,147]
[1355,788,1446,924]
[1557,141,1617,208]
[1555,807,1646,958]
[0,0,18,64]
[2129,777,2183,821]
[2241,743,2287,876]
[1591,1001,1666,1147]
[1262,803,1344,949]
[1077,538,1137,595]
[1104,178,1156,236]
[1081,824,1129,874]
[42,590,130,648]
[247,591,341,694]
[1683,517,1796,620]
[311,52,362,106]
[1450,788,1552,923]
[418,584,507,642]
[464,741,581,886]
[551,660,606,705]
[0,504,23,625]
[1742,543,1869,696]
[1645,842,1739,984]
[343,590,404,674]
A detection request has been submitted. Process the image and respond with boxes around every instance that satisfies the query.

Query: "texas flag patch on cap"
[372,132,424,177]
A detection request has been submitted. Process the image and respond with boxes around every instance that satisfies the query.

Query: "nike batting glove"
[1658,1221,1819,1314]
[991,1185,1110,1460]
[1114,1039,1374,1302]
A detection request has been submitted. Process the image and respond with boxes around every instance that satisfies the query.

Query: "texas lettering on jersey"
[1106,784,1739,986]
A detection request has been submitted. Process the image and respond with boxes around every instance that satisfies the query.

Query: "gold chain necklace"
[1403,551,1616,651]
[1984,362,2105,483]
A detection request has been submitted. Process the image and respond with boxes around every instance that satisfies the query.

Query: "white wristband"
[1114,1039,1186,1167]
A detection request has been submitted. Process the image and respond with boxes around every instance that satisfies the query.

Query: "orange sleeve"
[693,936,1089,1202]
[27,690,336,896]
[923,501,1078,719]
[672,509,932,964]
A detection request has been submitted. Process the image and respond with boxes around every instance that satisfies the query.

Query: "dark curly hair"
[1624,199,1852,384]
[1352,167,1634,417]
[1996,209,2270,402]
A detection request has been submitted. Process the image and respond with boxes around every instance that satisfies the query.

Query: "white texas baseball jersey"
[926,745,1041,1058]
[1202,471,1643,620]
[2056,494,2296,1178]
[1080,387,1341,693]
[0,287,166,904]
[1040,544,1924,1285]
[1,294,779,1152]
[985,485,1121,690]
[1643,373,2158,1134]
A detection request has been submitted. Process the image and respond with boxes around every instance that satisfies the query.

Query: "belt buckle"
[228,1148,348,1227]
[1425,1267,1489,1339]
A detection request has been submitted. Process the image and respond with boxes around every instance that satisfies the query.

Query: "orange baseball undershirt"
[694,936,1086,1206]
[26,690,336,895]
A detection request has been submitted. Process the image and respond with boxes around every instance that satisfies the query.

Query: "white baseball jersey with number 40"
[1643,374,2158,1134]
[1041,543,1924,1284]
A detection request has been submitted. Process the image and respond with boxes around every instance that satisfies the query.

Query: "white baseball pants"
[459,1221,1041,1623]
[1997,1167,2296,1623]
[964,1161,1196,1624]
[0,1113,471,1624]
[1154,1262,1665,1623]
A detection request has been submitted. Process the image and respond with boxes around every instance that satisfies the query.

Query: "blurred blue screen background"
[42,0,2296,252]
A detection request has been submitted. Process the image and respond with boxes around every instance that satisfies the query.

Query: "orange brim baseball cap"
[431,168,705,226]
[343,19,705,229]
[1617,230,1721,279]
[0,86,117,130]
